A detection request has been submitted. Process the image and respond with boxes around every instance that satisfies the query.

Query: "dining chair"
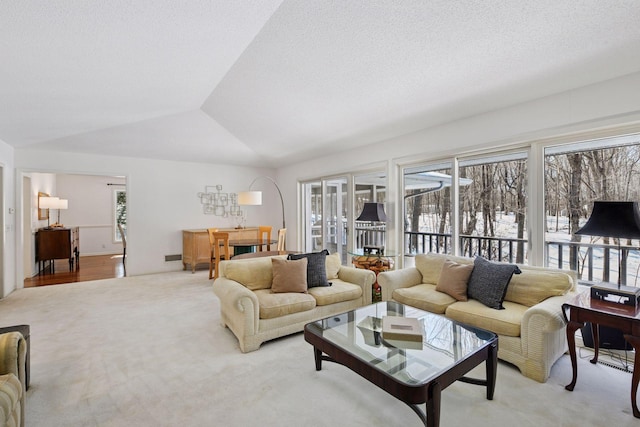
[258,226,272,252]
[206,228,219,278]
[209,232,231,279]
[277,228,286,251]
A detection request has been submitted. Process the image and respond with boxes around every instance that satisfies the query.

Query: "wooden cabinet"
[182,228,258,272]
[35,227,79,274]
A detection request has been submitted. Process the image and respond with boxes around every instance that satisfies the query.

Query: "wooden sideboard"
[182,228,258,273]
[35,227,80,274]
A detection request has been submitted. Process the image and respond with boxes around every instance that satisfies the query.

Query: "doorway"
[21,172,127,286]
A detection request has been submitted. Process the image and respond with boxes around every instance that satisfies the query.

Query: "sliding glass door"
[302,178,348,259]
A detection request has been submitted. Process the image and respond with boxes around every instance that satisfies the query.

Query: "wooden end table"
[562,290,640,418]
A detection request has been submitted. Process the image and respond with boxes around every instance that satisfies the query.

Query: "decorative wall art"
[197,185,242,220]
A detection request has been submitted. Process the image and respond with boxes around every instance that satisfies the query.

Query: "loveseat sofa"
[213,253,376,352]
[0,331,27,427]
[377,252,578,382]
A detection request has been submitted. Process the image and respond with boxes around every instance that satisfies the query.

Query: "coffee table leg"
[426,381,441,427]
[486,341,497,400]
[314,347,323,371]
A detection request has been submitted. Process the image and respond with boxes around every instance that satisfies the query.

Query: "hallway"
[24,254,125,287]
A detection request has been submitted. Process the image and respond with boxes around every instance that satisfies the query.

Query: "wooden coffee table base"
[309,337,497,427]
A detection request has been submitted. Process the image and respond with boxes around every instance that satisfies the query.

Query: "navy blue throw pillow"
[466,256,521,309]
[288,250,330,288]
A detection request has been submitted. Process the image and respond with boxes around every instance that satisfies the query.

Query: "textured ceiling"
[2,1,640,168]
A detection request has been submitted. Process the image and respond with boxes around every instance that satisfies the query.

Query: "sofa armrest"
[377,268,423,302]
[213,278,260,336]
[337,266,376,305]
[520,292,577,356]
[0,332,26,385]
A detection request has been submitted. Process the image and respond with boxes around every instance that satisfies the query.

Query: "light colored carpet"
[0,271,638,427]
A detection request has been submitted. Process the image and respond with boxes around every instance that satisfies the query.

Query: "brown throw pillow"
[435,260,474,301]
[271,257,308,293]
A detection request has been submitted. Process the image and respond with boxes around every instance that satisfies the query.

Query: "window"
[403,162,454,255]
[114,189,127,242]
[544,133,640,284]
[458,151,528,263]
[401,151,528,264]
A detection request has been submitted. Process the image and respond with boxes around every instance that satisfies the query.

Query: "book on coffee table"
[381,316,423,342]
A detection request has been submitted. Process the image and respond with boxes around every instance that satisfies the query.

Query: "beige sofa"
[213,254,376,352]
[377,253,578,383]
[0,331,26,427]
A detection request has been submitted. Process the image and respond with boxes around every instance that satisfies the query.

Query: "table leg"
[314,347,323,371]
[590,323,600,364]
[623,334,640,418]
[486,341,497,400]
[426,381,441,427]
[565,320,582,391]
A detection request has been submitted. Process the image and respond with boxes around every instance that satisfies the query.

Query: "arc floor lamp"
[238,176,285,229]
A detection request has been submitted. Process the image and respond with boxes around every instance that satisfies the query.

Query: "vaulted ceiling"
[2,1,640,168]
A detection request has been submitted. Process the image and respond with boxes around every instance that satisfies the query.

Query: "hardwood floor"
[24,254,126,287]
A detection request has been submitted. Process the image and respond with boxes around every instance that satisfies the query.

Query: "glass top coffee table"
[304,301,498,427]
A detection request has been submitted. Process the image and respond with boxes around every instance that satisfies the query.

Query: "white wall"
[55,174,126,256]
[277,71,640,252]
[0,138,15,298]
[7,71,640,295]
[15,151,279,279]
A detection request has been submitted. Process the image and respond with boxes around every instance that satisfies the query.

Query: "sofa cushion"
[415,253,473,285]
[393,284,456,314]
[505,267,574,307]
[325,252,341,280]
[255,289,316,319]
[288,250,331,288]
[308,280,362,306]
[435,260,474,301]
[467,256,521,309]
[445,300,526,337]
[225,257,273,290]
[271,257,308,293]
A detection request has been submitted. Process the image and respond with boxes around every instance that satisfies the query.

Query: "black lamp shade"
[356,202,387,222]
[575,201,640,239]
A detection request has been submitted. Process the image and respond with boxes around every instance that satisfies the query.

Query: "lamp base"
[590,282,640,308]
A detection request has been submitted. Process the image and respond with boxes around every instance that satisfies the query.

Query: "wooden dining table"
[232,250,300,259]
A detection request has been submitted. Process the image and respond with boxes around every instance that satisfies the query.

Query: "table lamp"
[575,201,640,302]
[356,202,387,255]
[52,198,68,227]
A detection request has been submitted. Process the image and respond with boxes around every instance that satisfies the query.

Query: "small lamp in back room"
[52,198,68,227]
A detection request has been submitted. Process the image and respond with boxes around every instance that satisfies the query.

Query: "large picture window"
[544,133,640,285]
[458,151,528,263]
[403,162,454,255]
